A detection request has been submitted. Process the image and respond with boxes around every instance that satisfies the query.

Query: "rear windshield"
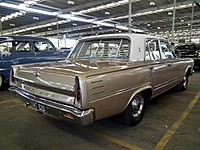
[69,38,130,60]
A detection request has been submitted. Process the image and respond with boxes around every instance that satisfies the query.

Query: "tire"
[121,93,146,126]
[175,75,188,92]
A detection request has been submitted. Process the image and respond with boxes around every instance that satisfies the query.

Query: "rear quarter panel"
[82,62,152,121]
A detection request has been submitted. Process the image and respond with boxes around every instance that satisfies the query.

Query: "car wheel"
[122,93,146,126]
[175,75,188,92]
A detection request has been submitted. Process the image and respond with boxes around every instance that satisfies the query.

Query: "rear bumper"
[9,87,94,125]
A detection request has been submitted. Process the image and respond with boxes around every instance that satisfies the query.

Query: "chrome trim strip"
[15,77,75,97]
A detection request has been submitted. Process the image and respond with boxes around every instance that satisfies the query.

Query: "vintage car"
[9,33,194,126]
[175,44,200,69]
[0,36,70,88]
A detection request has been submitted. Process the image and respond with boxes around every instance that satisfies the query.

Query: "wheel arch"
[123,86,153,111]
[185,66,192,77]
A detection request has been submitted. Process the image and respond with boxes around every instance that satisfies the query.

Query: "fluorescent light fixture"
[33,16,39,20]
[1,11,26,22]
[0,2,59,16]
[10,24,15,27]
[105,11,110,15]
[4,20,70,35]
[67,1,75,5]
[102,3,194,22]
[1,1,143,34]
[149,1,155,6]
[71,0,140,15]
[168,12,172,15]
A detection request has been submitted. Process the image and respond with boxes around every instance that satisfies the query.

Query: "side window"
[14,41,31,52]
[33,41,55,52]
[160,40,175,59]
[146,39,161,60]
[0,42,12,54]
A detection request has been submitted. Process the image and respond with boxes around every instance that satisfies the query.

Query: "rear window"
[70,38,130,60]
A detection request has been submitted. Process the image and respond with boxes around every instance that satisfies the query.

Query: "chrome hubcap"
[131,94,144,117]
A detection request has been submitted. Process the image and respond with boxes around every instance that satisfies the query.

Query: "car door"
[33,40,68,62]
[145,38,171,96]
[159,39,184,85]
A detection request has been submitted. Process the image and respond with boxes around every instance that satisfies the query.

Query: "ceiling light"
[188,23,191,26]
[71,0,141,15]
[147,24,150,26]
[181,19,184,22]
[157,26,160,29]
[33,17,39,20]
[48,28,52,30]
[10,23,15,27]
[72,23,77,26]
[0,2,59,16]
[105,11,110,15]
[67,1,74,5]
[168,12,172,15]
[149,1,155,6]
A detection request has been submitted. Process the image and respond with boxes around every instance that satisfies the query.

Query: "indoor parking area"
[0,0,200,150]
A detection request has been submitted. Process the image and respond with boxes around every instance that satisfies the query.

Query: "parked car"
[0,36,70,88]
[175,44,200,69]
[10,33,194,126]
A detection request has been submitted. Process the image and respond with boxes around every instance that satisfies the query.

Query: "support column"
[190,1,194,43]
[57,16,60,48]
[0,15,2,35]
[128,0,132,33]
[172,0,176,41]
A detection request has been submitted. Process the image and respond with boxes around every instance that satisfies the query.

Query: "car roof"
[79,33,166,41]
[0,35,50,42]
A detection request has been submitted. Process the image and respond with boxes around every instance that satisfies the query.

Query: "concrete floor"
[0,71,200,150]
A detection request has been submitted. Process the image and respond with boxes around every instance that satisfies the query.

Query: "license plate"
[32,102,46,114]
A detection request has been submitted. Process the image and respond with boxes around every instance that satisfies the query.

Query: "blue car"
[0,36,70,88]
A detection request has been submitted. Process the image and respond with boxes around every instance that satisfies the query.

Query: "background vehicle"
[175,44,200,69]
[0,36,70,88]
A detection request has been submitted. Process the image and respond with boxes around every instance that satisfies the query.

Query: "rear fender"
[123,85,153,111]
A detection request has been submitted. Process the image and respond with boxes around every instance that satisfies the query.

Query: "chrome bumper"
[9,87,94,125]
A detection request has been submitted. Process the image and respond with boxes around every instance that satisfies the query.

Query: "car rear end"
[9,63,94,125]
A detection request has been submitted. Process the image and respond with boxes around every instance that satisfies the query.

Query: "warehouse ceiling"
[0,0,200,40]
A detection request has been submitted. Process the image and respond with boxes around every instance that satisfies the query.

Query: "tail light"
[75,76,81,106]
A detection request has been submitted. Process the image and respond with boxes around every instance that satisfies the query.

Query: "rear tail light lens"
[75,76,81,105]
